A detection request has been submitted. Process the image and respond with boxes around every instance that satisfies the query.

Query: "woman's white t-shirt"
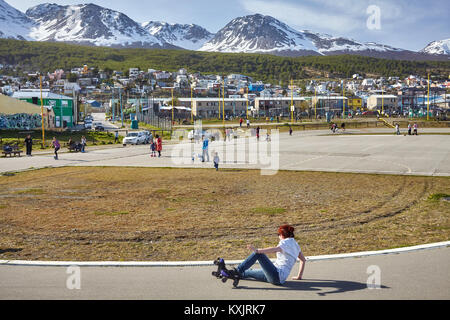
[274,238,301,284]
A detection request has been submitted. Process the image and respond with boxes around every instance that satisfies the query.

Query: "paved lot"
[1,247,449,299]
[1,128,449,176]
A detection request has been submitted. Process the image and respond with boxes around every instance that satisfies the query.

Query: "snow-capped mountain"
[199,14,405,57]
[0,0,36,40]
[142,21,214,50]
[300,30,403,55]
[199,14,319,55]
[0,1,447,60]
[420,39,450,55]
[25,3,163,48]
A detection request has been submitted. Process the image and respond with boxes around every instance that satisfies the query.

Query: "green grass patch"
[428,193,450,201]
[14,188,45,195]
[155,188,170,194]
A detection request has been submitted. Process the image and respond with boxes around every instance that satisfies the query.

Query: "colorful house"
[12,89,75,128]
[347,96,363,110]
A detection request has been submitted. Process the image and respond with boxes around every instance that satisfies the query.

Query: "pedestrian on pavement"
[149,131,153,144]
[156,134,162,157]
[395,124,400,135]
[289,126,293,136]
[213,152,220,171]
[52,137,60,160]
[246,119,250,128]
[413,123,418,135]
[24,134,33,156]
[150,139,156,157]
[114,131,119,143]
[240,118,243,127]
[81,135,87,152]
[408,123,412,135]
[256,126,260,140]
[232,224,306,285]
[202,135,210,162]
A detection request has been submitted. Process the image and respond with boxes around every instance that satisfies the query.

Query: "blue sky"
[10,0,450,51]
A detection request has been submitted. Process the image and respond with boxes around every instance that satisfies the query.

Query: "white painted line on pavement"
[1,241,448,267]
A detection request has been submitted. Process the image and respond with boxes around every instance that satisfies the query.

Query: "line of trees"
[1,39,449,84]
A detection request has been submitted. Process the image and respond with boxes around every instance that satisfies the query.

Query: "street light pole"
[290,79,294,123]
[190,86,193,124]
[39,75,45,147]
[246,86,249,120]
[171,87,174,124]
[427,72,430,121]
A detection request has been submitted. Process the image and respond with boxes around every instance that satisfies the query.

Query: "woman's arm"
[292,251,306,280]
[247,244,281,254]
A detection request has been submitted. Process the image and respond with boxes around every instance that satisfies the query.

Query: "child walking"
[150,139,157,157]
[213,152,220,171]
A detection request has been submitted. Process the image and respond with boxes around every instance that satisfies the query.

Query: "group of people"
[148,132,163,158]
[395,123,418,135]
[68,136,87,153]
[330,123,345,133]
[21,135,86,159]
[238,118,251,128]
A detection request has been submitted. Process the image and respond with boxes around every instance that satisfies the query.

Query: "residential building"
[367,94,398,111]
[254,97,306,117]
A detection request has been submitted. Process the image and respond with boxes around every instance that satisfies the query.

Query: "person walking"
[256,126,260,140]
[52,137,60,160]
[289,126,293,136]
[239,118,243,127]
[24,134,33,156]
[395,124,400,135]
[156,134,162,157]
[413,123,418,135]
[246,119,250,128]
[407,123,412,135]
[202,135,210,162]
[114,131,119,143]
[213,152,220,171]
[81,135,87,153]
[231,224,306,285]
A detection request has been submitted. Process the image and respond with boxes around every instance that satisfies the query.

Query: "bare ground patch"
[0,167,448,261]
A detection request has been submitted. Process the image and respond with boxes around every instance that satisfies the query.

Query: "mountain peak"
[420,38,450,55]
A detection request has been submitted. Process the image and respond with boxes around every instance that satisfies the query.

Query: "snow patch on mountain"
[420,39,450,55]
[0,0,36,40]
[142,21,214,50]
[26,3,162,47]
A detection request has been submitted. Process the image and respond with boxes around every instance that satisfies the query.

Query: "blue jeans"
[236,252,281,285]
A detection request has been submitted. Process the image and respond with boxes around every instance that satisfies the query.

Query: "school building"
[254,97,307,117]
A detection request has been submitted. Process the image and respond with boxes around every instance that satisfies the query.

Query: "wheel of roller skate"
[212,271,218,276]
[213,260,219,265]
[233,280,239,288]
[222,278,227,283]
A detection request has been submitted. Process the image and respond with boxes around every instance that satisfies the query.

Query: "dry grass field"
[0,167,448,261]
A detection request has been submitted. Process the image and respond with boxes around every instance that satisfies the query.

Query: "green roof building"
[12,90,75,128]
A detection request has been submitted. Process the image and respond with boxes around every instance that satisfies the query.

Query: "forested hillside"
[1,39,449,83]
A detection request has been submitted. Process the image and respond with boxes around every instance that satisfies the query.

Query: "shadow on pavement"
[236,278,389,296]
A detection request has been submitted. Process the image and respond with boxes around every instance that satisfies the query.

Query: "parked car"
[122,131,148,146]
[84,119,92,129]
[94,124,105,131]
